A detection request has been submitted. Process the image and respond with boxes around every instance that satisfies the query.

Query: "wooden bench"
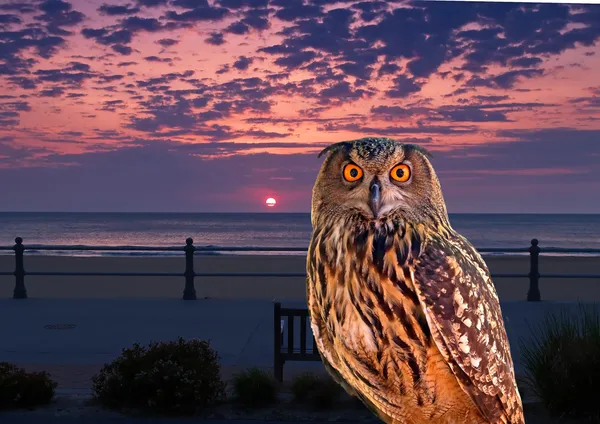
[273,302,322,382]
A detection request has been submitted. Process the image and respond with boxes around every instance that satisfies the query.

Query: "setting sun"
[266,197,277,208]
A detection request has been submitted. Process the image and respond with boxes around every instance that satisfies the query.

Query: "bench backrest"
[274,302,321,360]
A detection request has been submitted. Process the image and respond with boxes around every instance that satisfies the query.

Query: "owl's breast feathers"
[307,217,525,424]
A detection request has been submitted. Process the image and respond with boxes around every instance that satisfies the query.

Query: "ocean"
[1,212,599,257]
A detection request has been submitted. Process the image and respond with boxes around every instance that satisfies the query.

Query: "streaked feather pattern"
[307,214,525,424]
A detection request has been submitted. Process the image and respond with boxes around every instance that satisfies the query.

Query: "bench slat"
[287,313,294,354]
[300,310,307,355]
[274,302,323,382]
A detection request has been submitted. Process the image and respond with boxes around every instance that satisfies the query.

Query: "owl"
[306,137,524,424]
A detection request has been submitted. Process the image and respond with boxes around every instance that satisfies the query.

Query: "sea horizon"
[2,211,600,215]
[1,212,600,258]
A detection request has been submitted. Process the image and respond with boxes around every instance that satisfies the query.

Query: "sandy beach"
[1,254,599,301]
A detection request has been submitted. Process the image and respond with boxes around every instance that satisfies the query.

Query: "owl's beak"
[369,179,381,218]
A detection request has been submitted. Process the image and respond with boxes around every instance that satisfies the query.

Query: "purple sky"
[0,0,599,213]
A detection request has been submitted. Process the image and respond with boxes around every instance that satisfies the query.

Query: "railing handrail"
[2,243,600,254]
[2,237,600,301]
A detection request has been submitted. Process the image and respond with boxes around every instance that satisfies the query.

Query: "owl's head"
[312,137,448,224]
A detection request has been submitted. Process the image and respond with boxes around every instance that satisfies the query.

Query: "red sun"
[266,197,277,208]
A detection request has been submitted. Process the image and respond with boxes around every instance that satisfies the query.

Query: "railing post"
[13,237,27,299]
[527,238,541,301]
[273,302,283,382]
[183,237,196,300]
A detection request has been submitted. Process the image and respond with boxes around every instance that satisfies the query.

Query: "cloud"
[238,7,270,30]
[1,1,599,212]
[98,3,141,15]
[233,56,252,70]
[493,69,545,89]
[464,68,545,90]
[0,28,66,66]
[205,32,225,45]
[39,86,65,97]
[128,91,278,139]
[569,86,600,109]
[0,3,37,14]
[0,136,48,165]
[318,80,372,105]
[144,55,172,63]
[217,0,269,9]
[157,37,178,47]
[436,107,510,123]
[272,0,323,22]
[135,0,168,7]
[224,20,249,34]
[386,75,423,98]
[100,99,126,112]
[6,76,37,89]
[165,2,229,22]
[8,127,597,212]
[111,44,133,55]
[434,127,600,185]
[81,28,133,45]
[322,122,478,136]
[0,141,321,211]
[97,73,125,82]
[510,56,543,68]
[0,13,21,24]
[36,0,85,35]
[351,1,388,22]
[122,16,166,32]
[33,68,94,86]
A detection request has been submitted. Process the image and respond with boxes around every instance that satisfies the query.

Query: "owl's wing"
[409,233,524,424]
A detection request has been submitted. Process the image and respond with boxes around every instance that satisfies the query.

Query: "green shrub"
[520,305,600,421]
[0,362,57,410]
[231,368,277,408]
[291,372,342,410]
[91,338,226,416]
[291,372,320,402]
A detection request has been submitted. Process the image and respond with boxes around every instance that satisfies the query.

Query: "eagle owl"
[306,137,524,424]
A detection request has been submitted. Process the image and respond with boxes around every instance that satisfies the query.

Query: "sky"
[0,0,599,213]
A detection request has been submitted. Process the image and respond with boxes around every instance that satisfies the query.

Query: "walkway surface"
[0,297,329,392]
[0,417,372,424]
[1,297,597,393]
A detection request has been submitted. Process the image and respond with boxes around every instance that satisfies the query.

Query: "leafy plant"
[91,338,226,416]
[0,362,57,410]
[231,368,277,408]
[291,372,342,410]
[520,304,600,421]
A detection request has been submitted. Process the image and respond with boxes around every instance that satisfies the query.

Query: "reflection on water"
[1,212,599,257]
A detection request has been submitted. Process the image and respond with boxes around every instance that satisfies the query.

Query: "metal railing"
[1,237,599,301]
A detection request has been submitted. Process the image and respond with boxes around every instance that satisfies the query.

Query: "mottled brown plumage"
[307,137,524,424]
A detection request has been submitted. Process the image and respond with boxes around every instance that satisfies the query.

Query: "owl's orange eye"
[343,163,363,182]
[390,164,411,182]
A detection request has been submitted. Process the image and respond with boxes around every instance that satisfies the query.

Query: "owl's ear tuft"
[318,141,352,158]
[404,143,433,159]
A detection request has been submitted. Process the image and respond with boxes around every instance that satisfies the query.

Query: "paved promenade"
[0,297,327,392]
[0,417,363,424]
[0,297,598,394]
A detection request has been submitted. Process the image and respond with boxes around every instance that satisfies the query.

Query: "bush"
[91,338,226,416]
[231,368,277,408]
[520,305,600,421]
[0,362,57,410]
[291,373,342,410]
